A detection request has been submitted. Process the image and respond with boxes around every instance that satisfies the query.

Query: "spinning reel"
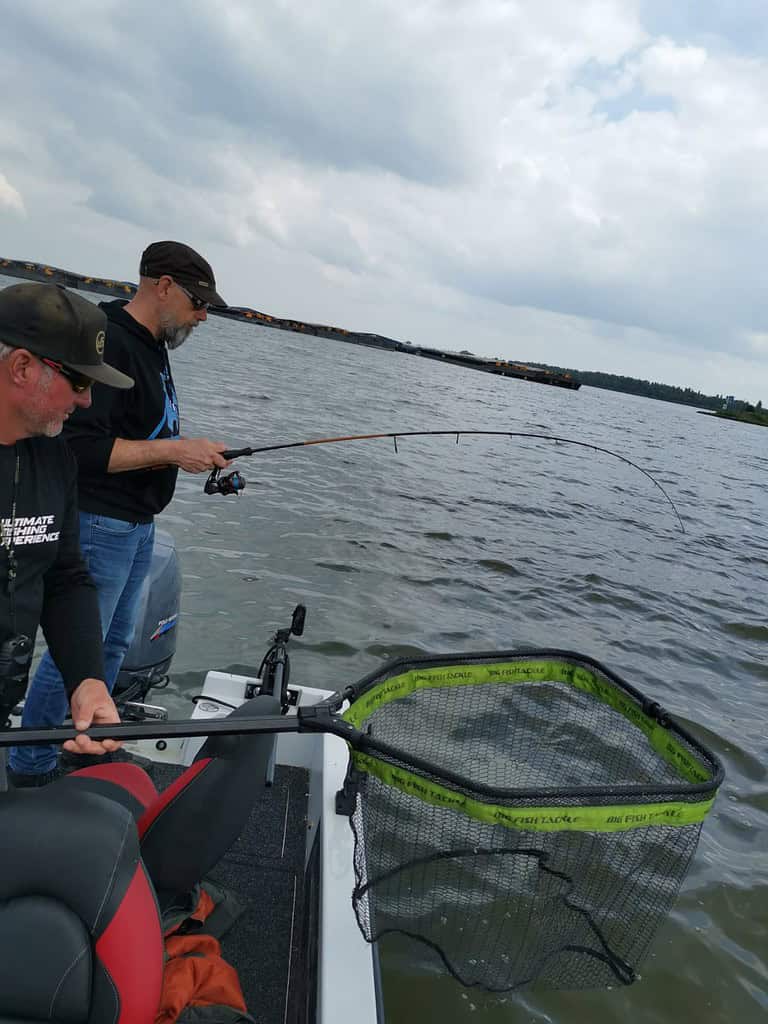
[204,467,247,496]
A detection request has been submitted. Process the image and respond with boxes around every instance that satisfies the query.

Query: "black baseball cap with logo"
[139,240,226,307]
[0,283,134,389]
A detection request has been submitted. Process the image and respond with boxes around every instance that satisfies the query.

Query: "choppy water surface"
[11,275,764,1021]
[164,313,765,1023]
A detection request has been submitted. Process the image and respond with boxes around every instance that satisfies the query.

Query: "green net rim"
[341,654,722,834]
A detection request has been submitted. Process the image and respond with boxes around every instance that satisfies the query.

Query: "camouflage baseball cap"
[0,283,133,389]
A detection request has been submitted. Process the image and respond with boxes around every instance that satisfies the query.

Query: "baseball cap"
[139,240,226,307]
[0,283,134,389]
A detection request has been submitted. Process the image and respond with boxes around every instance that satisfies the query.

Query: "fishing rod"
[204,430,685,533]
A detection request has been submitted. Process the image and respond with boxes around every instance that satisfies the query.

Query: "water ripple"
[145,313,767,1023]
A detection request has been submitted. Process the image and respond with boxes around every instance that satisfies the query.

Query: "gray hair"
[0,343,54,385]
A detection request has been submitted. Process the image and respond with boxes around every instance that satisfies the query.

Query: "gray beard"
[26,369,64,436]
[159,323,193,350]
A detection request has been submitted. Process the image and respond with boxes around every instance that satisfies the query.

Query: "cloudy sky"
[1,0,767,400]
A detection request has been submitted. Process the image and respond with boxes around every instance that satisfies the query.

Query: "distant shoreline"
[4,257,762,412]
[698,410,768,428]
[0,256,580,391]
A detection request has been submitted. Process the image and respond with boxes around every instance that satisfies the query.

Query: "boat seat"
[0,784,163,1023]
[66,694,282,903]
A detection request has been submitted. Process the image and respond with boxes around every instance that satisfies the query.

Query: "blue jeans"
[9,511,155,775]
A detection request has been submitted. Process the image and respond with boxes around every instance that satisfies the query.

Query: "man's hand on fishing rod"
[63,678,122,756]
[173,438,232,474]
[109,437,232,473]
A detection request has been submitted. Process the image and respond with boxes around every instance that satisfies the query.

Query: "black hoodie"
[64,301,180,523]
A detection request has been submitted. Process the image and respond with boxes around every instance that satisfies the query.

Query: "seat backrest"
[139,694,281,898]
[0,786,163,1024]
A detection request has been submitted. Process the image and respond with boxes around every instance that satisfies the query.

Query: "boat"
[119,606,381,1024]
[0,530,722,1023]
[3,531,379,1024]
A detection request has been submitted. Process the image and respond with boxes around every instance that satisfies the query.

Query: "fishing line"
[205,430,684,533]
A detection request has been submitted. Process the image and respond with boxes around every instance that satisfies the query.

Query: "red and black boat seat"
[0,784,163,1023]
[67,695,281,902]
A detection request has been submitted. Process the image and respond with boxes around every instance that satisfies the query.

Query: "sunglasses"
[175,282,209,311]
[40,357,95,394]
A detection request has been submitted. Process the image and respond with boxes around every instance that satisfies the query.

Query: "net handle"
[0,702,721,801]
[0,703,355,748]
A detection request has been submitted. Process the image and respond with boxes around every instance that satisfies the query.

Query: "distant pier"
[0,257,580,391]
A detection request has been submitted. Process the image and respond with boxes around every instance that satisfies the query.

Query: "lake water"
[5,275,766,1020]
[167,309,766,1024]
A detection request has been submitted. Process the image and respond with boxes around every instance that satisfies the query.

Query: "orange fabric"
[190,888,217,925]
[154,934,248,1024]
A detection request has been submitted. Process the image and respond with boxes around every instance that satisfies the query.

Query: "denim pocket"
[93,514,138,535]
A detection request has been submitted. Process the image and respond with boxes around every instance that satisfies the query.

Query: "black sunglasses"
[40,357,95,394]
[151,276,210,311]
[175,281,209,311]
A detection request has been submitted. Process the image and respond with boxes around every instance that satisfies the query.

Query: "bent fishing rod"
[204,430,685,534]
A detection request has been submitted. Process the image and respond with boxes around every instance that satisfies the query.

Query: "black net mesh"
[341,652,722,992]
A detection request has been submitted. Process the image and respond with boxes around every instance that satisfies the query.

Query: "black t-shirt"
[0,438,104,696]
[63,301,181,523]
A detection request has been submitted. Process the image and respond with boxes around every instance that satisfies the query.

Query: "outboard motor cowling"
[113,528,181,705]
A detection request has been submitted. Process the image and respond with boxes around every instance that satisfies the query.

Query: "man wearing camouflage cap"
[0,282,134,778]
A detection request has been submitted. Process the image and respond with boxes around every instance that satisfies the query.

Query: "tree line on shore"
[523,363,759,412]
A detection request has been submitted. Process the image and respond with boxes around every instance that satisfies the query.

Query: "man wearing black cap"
[0,283,134,780]
[9,242,231,784]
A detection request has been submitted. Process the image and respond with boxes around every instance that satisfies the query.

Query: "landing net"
[337,651,722,991]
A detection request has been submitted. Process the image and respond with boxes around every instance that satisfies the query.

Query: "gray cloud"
[0,0,767,399]
[4,3,476,187]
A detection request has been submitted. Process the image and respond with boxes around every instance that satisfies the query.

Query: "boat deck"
[153,762,311,1024]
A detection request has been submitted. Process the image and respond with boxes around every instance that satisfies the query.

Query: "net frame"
[336,649,723,991]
